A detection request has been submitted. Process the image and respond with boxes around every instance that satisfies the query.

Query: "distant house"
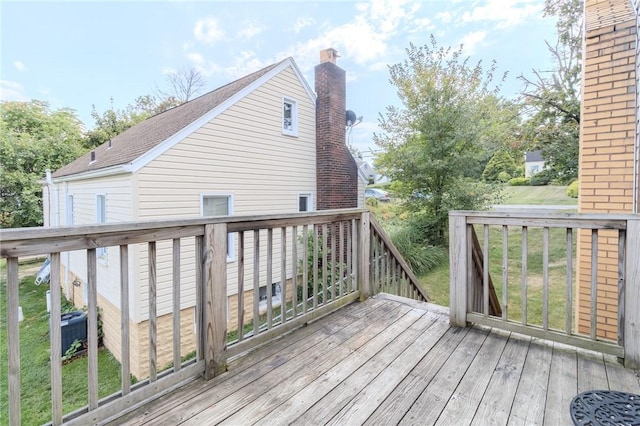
[42,49,367,378]
[524,150,545,178]
[356,159,375,183]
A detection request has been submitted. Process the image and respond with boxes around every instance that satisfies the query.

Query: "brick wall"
[315,49,358,210]
[577,0,637,339]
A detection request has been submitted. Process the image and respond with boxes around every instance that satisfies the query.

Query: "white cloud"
[13,61,26,72]
[461,0,543,29]
[292,17,315,34]
[436,11,452,23]
[0,80,28,101]
[459,30,487,55]
[186,52,205,65]
[194,18,225,45]
[279,0,423,72]
[238,20,265,39]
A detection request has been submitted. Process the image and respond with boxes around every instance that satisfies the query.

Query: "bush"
[497,171,511,183]
[365,197,379,207]
[388,224,448,275]
[529,169,554,186]
[567,180,579,198]
[508,177,530,186]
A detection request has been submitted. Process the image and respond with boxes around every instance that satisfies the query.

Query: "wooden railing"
[369,217,429,303]
[449,211,640,369]
[0,208,425,426]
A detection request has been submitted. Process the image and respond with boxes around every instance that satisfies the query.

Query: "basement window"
[299,193,313,212]
[282,97,298,137]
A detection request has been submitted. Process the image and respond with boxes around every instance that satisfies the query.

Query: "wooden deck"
[109,295,640,426]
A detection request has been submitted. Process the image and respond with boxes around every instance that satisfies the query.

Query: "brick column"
[577,0,637,339]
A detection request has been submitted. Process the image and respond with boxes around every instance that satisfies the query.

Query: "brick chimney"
[315,48,358,210]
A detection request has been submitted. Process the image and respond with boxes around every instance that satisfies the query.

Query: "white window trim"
[298,192,314,212]
[282,96,298,137]
[200,193,235,262]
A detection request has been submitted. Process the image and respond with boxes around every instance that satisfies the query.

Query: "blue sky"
[1,0,558,159]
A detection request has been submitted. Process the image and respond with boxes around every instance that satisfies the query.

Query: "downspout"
[63,182,70,299]
[45,169,59,226]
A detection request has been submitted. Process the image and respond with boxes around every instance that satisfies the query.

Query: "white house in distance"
[524,150,546,178]
[43,49,367,378]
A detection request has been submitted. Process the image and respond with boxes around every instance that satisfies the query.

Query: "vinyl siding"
[134,65,316,318]
[51,175,136,315]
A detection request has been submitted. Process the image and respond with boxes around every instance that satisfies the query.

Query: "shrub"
[508,177,530,186]
[497,171,511,183]
[529,169,554,186]
[365,197,379,207]
[567,180,579,198]
[388,225,448,275]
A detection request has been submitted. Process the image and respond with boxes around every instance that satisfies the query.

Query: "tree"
[374,37,504,245]
[158,67,206,103]
[519,0,582,182]
[482,151,518,182]
[0,100,87,228]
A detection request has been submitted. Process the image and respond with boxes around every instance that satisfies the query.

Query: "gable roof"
[525,150,544,162]
[53,57,314,180]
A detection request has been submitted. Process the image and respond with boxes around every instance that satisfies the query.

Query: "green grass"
[1,261,125,425]
[500,185,577,205]
[420,225,577,330]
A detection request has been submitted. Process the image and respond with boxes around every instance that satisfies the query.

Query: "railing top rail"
[449,210,637,230]
[450,210,638,221]
[0,209,367,258]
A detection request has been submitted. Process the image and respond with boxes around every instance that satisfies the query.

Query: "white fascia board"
[129,58,311,173]
[45,165,131,185]
[288,58,317,104]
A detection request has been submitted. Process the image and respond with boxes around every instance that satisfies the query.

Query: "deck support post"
[203,223,228,379]
[359,211,371,301]
[449,212,468,327]
[624,219,640,368]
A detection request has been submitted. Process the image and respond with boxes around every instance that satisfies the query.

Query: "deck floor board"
[110,296,640,426]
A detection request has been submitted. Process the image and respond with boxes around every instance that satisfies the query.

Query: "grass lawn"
[0,259,125,425]
[500,185,577,205]
[420,225,577,331]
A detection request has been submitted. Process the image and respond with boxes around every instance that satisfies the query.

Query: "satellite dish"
[346,110,357,126]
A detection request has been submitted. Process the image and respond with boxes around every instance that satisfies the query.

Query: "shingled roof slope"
[53,59,285,178]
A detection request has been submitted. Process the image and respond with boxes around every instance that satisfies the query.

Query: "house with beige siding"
[43,50,366,378]
[577,0,639,339]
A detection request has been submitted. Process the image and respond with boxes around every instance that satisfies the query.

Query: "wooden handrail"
[369,216,430,302]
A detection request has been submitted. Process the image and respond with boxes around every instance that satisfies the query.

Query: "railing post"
[624,218,640,368]
[359,211,371,301]
[203,223,228,379]
[449,212,468,327]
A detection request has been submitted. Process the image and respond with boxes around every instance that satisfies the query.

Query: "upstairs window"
[282,97,298,137]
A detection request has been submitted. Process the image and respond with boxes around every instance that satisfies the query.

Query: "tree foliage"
[520,0,582,182]
[0,100,87,228]
[482,151,518,182]
[374,37,504,245]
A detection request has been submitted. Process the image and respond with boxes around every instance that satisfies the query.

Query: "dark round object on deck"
[570,390,640,425]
